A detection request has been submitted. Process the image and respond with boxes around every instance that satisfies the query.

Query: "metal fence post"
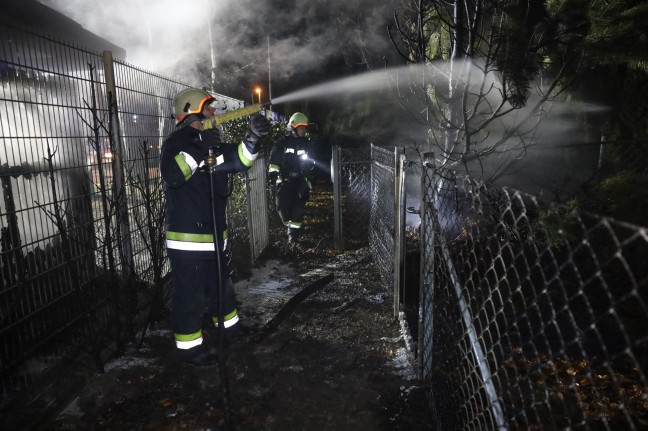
[393,147,406,317]
[102,50,134,279]
[332,144,343,250]
[418,152,434,379]
[597,134,607,180]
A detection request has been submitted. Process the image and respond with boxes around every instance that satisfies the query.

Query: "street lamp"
[255,87,262,104]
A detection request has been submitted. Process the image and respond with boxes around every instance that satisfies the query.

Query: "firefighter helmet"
[288,112,309,129]
[173,88,215,120]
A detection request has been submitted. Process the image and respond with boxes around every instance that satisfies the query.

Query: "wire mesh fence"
[0,22,260,419]
[418,154,648,430]
[599,137,648,175]
[332,144,371,250]
[225,156,269,273]
[369,145,397,289]
[5,16,648,431]
[0,24,125,410]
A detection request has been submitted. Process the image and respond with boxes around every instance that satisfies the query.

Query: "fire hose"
[202,104,270,425]
[200,103,270,425]
[202,102,334,425]
[253,273,334,342]
[205,146,233,425]
[203,102,271,129]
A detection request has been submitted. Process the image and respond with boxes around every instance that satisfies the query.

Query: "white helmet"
[173,87,214,121]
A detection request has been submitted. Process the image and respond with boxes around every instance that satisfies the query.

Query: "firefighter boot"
[177,344,219,366]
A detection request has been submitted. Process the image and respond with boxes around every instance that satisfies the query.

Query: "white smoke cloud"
[38,0,221,73]
[37,0,397,99]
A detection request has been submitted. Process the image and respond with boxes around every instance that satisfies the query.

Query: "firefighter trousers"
[275,177,309,227]
[169,256,237,341]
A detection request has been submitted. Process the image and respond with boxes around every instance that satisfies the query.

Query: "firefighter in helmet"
[268,112,316,242]
[161,87,270,365]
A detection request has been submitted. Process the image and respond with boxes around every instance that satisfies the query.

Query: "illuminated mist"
[36,0,606,197]
[36,0,396,99]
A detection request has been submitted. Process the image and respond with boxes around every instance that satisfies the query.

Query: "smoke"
[34,0,604,197]
[37,0,397,99]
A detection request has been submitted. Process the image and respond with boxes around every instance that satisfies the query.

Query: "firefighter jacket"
[161,125,257,259]
[268,135,315,183]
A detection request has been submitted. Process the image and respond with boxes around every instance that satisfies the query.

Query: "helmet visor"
[197,96,215,113]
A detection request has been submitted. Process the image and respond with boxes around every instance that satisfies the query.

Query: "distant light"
[301,153,309,160]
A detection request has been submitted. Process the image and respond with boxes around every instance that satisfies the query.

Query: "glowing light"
[254,87,262,104]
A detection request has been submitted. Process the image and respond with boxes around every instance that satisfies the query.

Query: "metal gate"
[245,156,269,262]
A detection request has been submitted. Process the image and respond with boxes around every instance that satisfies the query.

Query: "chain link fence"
[369,145,397,287]
[418,154,648,430]
[599,138,648,175]
[5,18,648,431]
[332,144,371,250]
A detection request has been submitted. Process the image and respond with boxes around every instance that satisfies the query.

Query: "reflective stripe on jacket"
[161,125,255,258]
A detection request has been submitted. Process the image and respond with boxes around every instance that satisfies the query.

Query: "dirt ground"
[48,181,434,431]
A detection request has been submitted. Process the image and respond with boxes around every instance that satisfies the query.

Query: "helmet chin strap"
[176,113,204,129]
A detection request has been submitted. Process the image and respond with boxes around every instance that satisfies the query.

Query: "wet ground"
[48,182,434,430]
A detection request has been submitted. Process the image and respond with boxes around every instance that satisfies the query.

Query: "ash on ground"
[51,182,434,431]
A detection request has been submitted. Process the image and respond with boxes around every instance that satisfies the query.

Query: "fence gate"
[245,156,269,263]
[368,144,406,317]
[331,144,371,250]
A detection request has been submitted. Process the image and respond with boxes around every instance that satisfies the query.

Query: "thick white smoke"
[37,0,397,99]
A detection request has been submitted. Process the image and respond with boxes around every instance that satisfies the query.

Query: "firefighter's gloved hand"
[268,171,278,183]
[242,114,270,155]
[250,114,271,137]
[182,133,214,173]
[199,127,222,148]
[267,172,279,195]
[196,129,223,171]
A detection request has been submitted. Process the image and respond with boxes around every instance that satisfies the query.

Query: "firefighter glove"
[268,171,279,184]
[182,134,212,170]
[250,114,271,137]
[199,127,222,148]
[242,115,270,155]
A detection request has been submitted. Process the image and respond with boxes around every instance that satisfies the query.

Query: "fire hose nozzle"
[204,147,219,171]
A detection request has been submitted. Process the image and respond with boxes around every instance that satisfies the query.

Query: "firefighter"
[268,112,316,242]
[161,87,270,366]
